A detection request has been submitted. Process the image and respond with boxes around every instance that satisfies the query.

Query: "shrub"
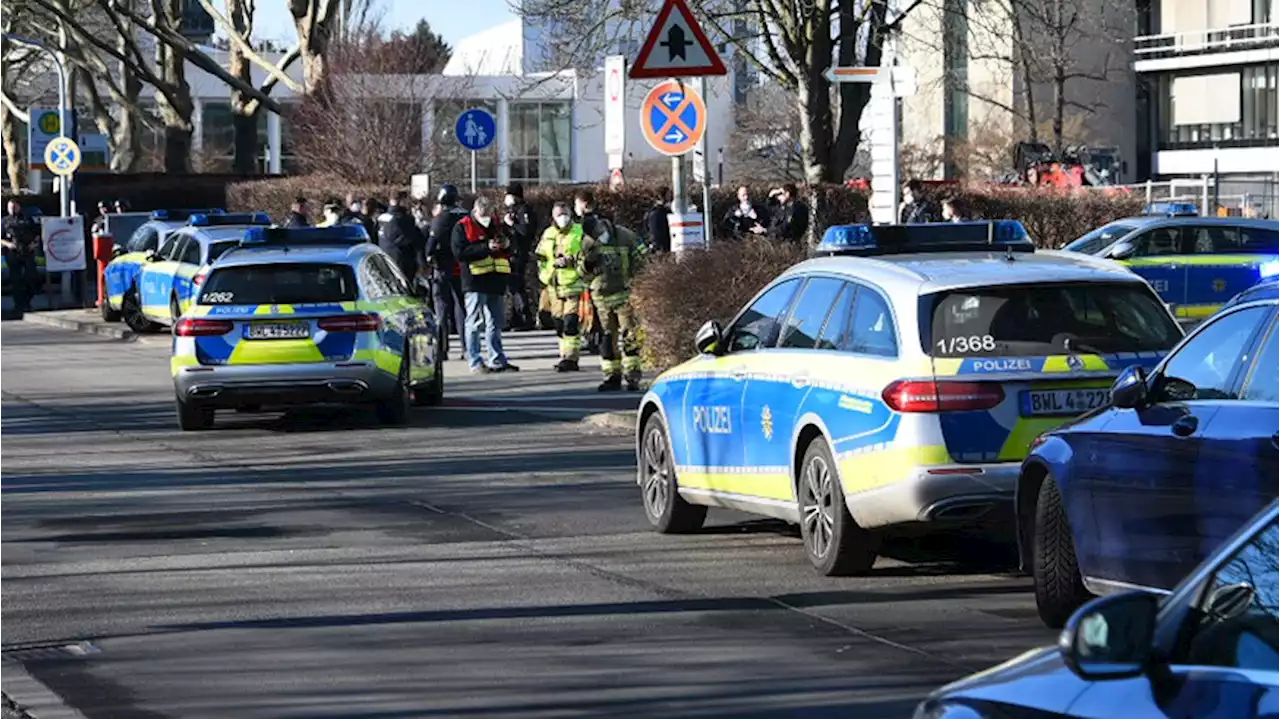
[631,238,809,369]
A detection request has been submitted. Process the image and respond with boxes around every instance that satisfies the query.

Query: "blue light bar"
[1142,202,1198,217]
[189,212,272,227]
[241,225,370,246]
[1261,258,1280,279]
[817,221,1035,256]
[150,208,226,221]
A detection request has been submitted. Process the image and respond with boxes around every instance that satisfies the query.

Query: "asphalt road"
[2,322,1054,719]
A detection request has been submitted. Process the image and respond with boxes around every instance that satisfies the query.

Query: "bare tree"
[288,0,342,99]
[726,84,805,183]
[517,0,908,184]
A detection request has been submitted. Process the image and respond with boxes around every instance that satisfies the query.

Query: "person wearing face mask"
[536,202,590,372]
[722,185,771,239]
[581,205,647,391]
[317,199,343,228]
[452,195,520,374]
[377,190,427,286]
[501,183,535,331]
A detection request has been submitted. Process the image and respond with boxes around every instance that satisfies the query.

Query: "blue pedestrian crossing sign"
[44,136,81,176]
[455,108,496,151]
[640,79,706,156]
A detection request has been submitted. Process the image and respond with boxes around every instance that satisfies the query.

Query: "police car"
[1064,212,1279,320]
[102,208,228,329]
[636,222,1185,575]
[171,225,441,431]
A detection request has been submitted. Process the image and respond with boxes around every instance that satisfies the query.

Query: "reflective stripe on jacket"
[536,224,585,298]
[460,216,512,276]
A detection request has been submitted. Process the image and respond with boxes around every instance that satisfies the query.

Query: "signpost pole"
[697,76,712,247]
[470,150,478,194]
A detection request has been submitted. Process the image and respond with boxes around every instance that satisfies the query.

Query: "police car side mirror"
[1110,365,1148,409]
[1107,241,1135,260]
[695,320,723,356]
[1060,590,1159,681]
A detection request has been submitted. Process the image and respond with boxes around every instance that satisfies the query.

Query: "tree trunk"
[291,0,338,100]
[106,25,144,173]
[830,0,878,181]
[1013,13,1039,143]
[795,2,835,184]
[229,0,259,174]
[1051,0,1065,152]
[155,0,194,173]
[1,101,24,192]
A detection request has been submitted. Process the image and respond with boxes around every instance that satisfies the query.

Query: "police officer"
[285,196,310,228]
[2,199,41,312]
[376,190,426,285]
[537,201,589,372]
[502,183,535,331]
[91,201,111,236]
[582,211,646,391]
[427,184,468,360]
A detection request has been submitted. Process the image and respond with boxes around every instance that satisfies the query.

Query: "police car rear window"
[207,241,237,263]
[199,263,357,305]
[926,283,1181,357]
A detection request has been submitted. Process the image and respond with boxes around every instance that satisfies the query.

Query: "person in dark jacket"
[376,190,426,283]
[427,184,468,358]
[643,188,672,253]
[502,182,535,330]
[722,185,770,239]
[899,179,937,223]
[357,199,379,240]
[767,183,809,243]
[341,192,362,224]
[2,199,41,312]
[284,197,310,228]
[451,195,519,374]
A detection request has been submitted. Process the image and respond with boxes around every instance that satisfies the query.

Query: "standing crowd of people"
[294,183,650,392]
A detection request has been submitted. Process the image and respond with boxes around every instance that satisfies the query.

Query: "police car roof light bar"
[241,225,370,246]
[151,208,227,221]
[189,212,273,227]
[817,221,1035,257]
[1143,201,1198,217]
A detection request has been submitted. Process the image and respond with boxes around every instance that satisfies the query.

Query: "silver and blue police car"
[102,208,230,329]
[636,221,1186,575]
[1064,210,1279,321]
[171,225,441,431]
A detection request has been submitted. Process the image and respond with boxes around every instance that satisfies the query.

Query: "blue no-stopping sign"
[455,108,496,151]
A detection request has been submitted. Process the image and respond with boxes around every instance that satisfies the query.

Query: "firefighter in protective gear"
[581,210,647,392]
[536,202,589,372]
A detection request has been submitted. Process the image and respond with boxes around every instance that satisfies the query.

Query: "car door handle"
[792,374,810,388]
[731,368,747,381]
[1171,415,1199,438]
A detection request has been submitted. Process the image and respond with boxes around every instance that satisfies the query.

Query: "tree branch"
[195,0,304,93]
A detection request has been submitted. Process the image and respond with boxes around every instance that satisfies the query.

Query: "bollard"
[93,232,114,308]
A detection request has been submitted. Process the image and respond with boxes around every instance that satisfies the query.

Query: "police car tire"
[640,413,706,533]
[170,294,182,322]
[1033,478,1091,628]
[176,398,214,432]
[122,287,159,333]
[100,298,121,323]
[799,438,878,576]
[415,356,444,407]
[376,354,412,426]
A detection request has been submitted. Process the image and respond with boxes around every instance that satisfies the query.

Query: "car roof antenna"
[1005,244,1015,262]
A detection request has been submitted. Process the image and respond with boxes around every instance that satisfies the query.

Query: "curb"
[2,658,88,719]
[18,312,138,342]
[581,410,636,433]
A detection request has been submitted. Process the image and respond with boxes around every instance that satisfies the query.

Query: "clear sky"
[254,0,517,47]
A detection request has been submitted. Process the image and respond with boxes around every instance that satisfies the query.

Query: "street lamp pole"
[3,32,71,218]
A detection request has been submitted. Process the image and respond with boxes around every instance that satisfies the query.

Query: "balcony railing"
[1135,22,1279,59]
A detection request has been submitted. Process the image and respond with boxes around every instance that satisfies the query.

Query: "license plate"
[244,321,310,340]
[1021,388,1110,416]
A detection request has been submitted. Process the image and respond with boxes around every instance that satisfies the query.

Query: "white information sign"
[42,215,86,272]
[668,212,706,252]
[605,55,626,171]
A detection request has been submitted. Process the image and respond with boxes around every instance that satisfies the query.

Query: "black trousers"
[433,271,467,354]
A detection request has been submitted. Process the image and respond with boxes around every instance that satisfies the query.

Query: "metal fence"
[1110,176,1279,219]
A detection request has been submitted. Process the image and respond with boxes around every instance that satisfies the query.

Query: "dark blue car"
[1016,289,1279,628]
[915,500,1278,718]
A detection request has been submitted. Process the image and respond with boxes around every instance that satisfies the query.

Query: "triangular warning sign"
[630,0,728,79]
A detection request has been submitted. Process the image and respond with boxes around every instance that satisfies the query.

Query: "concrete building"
[1134,0,1278,202]
[896,0,1139,182]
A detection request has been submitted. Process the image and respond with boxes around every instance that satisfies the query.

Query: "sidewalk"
[15,308,141,341]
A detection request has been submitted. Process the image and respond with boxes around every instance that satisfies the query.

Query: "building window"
[1158,64,1277,150]
[432,100,499,188]
[508,101,572,185]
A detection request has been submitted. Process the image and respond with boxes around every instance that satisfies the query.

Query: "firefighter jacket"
[582,219,644,305]
[536,223,586,299]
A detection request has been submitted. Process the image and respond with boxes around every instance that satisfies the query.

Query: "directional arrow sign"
[630,0,727,79]
[640,79,706,156]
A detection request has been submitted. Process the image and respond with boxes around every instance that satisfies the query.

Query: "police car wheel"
[798,438,878,576]
[100,298,121,323]
[121,287,159,333]
[170,294,181,321]
[1032,477,1091,628]
[414,353,444,407]
[175,398,214,432]
[640,413,706,533]
[376,354,412,426]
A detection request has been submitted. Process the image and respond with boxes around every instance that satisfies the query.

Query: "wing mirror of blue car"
[1110,365,1148,409]
[1060,590,1160,681]
[695,320,723,356]
[1107,241,1135,260]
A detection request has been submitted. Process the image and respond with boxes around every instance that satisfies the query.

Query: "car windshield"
[206,241,238,264]
[199,263,358,305]
[1063,223,1136,254]
[925,283,1182,357]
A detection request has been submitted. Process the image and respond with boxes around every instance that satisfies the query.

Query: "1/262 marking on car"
[245,321,310,340]
[1022,388,1110,416]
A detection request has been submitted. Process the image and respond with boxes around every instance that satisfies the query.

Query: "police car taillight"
[317,314,380,332]
[175,318,234,337]
[193,273,206,286]
[882,380,1005,413]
